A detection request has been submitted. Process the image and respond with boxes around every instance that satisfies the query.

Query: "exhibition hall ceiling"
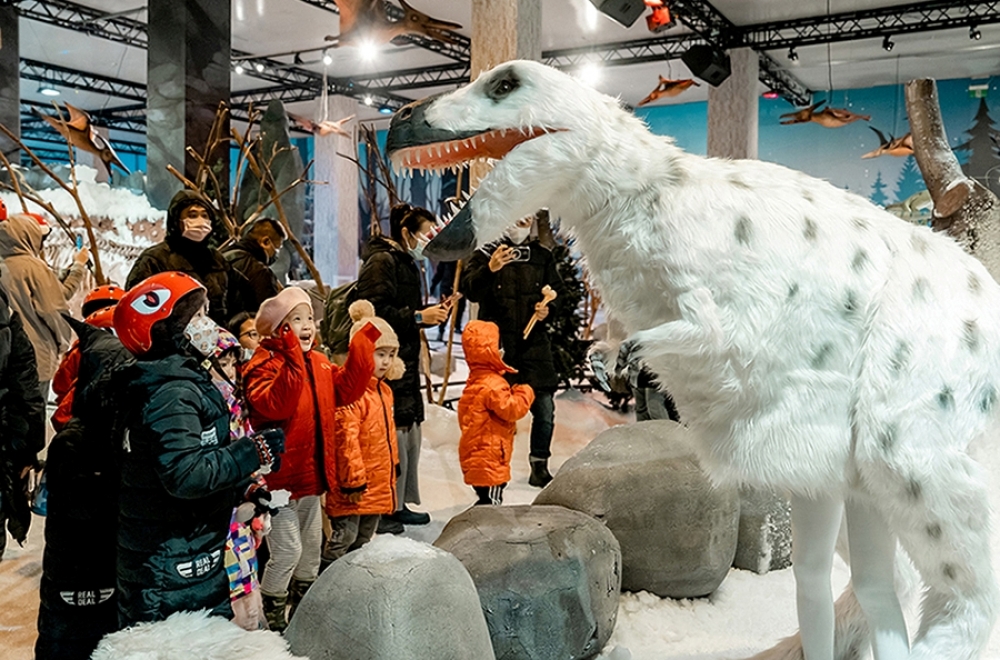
[15,0,1000,139]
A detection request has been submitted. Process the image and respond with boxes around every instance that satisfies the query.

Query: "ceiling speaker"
[681,45,732,87]
[587,0,646,28]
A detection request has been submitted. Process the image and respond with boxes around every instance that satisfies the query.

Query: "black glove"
[251,428,285,473]
[246,482,277,515]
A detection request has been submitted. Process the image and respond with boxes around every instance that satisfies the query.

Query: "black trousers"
[473,484,506,506]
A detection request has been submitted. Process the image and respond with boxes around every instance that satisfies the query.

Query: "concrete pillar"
[313,95,360,286]
[146,0,231,209]
[707,48,758,160]
[0,4,19,159]
[470,0,540,185]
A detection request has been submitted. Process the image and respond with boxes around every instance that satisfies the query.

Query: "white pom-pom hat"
[349,299,405,380]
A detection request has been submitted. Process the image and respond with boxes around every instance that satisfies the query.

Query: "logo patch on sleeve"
[200,428,219,447]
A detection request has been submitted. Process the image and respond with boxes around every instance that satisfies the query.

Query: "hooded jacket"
[116,352,261,626]
[0,214,87,381]
[325,376,399,518]
[126,191,242,325]
[223,237,281,313]
[458,321,535,487]
[354,235,425,428]
[243,323,377,499]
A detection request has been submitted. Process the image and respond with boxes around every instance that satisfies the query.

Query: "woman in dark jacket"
[112,271,283,626]
[354,204,449,530]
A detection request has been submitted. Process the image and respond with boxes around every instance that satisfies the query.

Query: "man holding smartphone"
[461,213,563,487]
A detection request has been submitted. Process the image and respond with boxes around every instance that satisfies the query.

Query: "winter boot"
[376,515,404,535]
[261,593,288,632]
[287,578,314,621]
[528,456,553,488]
[393,506,431,525]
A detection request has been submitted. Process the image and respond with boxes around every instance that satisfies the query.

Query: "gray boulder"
[284,536,495,660]
[733,486,792,574]
[435,505,620,660]
[535,420,739,598]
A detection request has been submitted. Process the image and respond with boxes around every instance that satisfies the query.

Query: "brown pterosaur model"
[287,112,355,137]
[861,127,914,159]
[35,103,130,175]
[780,99,870,128]
[637,77,699,106]
[326,0,462,47]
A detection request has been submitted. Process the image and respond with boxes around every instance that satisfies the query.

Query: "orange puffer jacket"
[244,323,378,499]
[458,321,535,487]
[324,377,399,517]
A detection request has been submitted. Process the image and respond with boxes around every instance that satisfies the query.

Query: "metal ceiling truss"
[21,58,146,103]
[543,33,702,69]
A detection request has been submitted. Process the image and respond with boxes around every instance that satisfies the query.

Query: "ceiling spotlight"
[254,62,265,73]
[37,84,60,97]
[970,25,982,40]
[359,40,378,62]
[363,95,373,106]
[882,35,894,52]
[322,50,333,66]
[762,90,780,99]
[378,106,393,115]
[787,46,798,62]
[576,62,602,88]
[235,64,245,75]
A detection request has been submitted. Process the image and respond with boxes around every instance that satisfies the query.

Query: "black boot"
[261,593,288,632]
[287,579,313,621]
[376,515,404,535]
[392,506,431,525]
[528,456,553,488]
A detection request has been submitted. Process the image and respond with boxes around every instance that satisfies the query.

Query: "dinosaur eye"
[131,288,172,315]
[488,72,520,101]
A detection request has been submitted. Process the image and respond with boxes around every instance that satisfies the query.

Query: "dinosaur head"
[386,60,628,261]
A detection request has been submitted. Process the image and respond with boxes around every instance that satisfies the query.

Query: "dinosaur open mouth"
[389,126,552,174]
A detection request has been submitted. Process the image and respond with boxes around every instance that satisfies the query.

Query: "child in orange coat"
[458,320,535,505]
[321,300,405,569]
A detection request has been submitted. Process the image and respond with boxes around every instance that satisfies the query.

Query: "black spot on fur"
[803,189,815,203]
[937,386,955,411]
[969,271,982,295]
[963,320,980,352]
[890,340,910,374]
[912,233,929,255]
[980,386,997,414]
[878,423,898,452]
[927,523,942,540]
[788,282,800,299]
[912,277,930,301]
[906,479,922,500]
[851,249,869,272]
[804,218,818,242]
[729,175,752,189]
[735,217,752,246]
[811,342,834,369]
[852,217,869,230]
[943,564,957,580]
[843,290,859,319]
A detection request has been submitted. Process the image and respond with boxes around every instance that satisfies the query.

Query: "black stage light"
[587,0,646,28]
[788,46,799,62]
[882,35,894,51]
[682,44,732,87]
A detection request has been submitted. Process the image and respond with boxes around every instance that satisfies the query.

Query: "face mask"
[243,347,256,362]
[182,224,212,243]
[407,232,429,262]
[507,226,531,244]
[184,314,221,358]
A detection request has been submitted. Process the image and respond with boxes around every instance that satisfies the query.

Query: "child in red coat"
[243,287,378,631]
[321,300,405,570]
[458,321,534,505]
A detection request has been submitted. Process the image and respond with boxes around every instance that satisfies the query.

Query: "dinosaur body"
[328,0,461,47]
[780,99,870,128]
[36,103,130,175]
[387,60,999,659]
[286,112,354,137]
[637,77,699,106]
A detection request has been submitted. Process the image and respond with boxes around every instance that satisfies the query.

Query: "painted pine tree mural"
[895,156,925,201]
[955,98,1000,196]
[870,170,889,206]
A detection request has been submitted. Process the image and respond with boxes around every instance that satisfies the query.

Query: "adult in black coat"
[112,272,283,626]
[0,275,45,557]
[354,204,450,529]
[461,215,563,487]
[35,317,132,660]
[126,190,245,325]
[223,218,285,314]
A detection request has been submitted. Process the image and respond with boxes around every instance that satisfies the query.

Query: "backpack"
[320,280,359,355]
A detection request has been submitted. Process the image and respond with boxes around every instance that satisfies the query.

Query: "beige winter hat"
[256,287,313,337]
[349,299,405,380]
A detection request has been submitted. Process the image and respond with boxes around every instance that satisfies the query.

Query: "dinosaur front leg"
[790,494,844,660]
[628,287,725,357]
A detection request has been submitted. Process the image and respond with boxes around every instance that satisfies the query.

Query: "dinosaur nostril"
[398,106,414,121]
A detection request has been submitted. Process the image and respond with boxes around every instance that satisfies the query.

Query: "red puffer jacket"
[244,324,378,499]
[51,342,80,431]
[458,321,534,487]
[324,377,399,518]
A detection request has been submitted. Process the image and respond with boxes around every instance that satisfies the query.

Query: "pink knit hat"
[255,287,313,337]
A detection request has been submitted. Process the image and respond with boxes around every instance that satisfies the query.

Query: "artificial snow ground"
[4,342,1000,659]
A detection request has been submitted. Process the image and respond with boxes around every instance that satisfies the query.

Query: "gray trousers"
[395,424,422,509]
[322,514,379,564]
[260,495,322,597]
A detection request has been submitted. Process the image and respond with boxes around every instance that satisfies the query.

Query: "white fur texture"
[90,610,306,660]
[420,60,1000,659]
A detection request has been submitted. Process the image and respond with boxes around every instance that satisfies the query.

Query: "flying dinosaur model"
[780,99,870,128]
[637,77,699,106]
[325,0,462,47]
[386,60,1000,660]
[862,127,914,159]
[35,103,130,175]
[286,112,355,138]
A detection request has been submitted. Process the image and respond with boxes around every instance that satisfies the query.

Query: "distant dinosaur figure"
[780,99,870,128]
[637,77,699,106]
[325,0,462,47]
[862,127,914,159]
[35,103,130,175]
[286,112,355,138]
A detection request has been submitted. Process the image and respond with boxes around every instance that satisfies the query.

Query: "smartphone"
[510,246,531,262]
[75,233,83,250]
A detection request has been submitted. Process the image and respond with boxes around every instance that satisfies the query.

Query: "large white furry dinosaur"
[386,60,1000,659]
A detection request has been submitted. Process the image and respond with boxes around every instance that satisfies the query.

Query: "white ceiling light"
[364,95,373,106]
[38,84,60,97]
[576,62,602,88]
[322,50,333,66]
[359,40,378,62]
[235,64,245,75]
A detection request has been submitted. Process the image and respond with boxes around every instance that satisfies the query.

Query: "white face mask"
[242,347,256,362]
[184,314,221,358]
[181,216,213,243]
[507,226,531,244]
[407,232,430,262]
